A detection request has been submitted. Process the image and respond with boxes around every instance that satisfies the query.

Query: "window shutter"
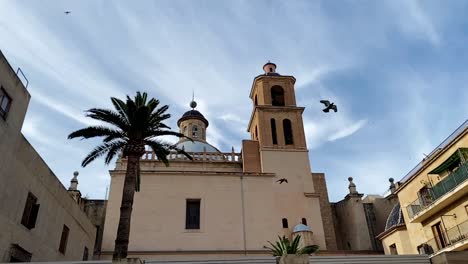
[28,204,40,229]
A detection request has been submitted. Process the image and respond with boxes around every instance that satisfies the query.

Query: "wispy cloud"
[328,119,368,141]
[1,0,466,202]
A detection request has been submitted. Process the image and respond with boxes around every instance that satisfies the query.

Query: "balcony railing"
[421,220,468,255]
[407,162,468,219]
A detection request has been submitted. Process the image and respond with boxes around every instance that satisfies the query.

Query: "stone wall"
[311,173,337,250]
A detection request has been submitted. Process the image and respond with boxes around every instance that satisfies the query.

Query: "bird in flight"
[277,178,288,184]
[64,11,71,15]
[320,100,337,113]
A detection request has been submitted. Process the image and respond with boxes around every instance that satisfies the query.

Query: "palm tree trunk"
[113,154,139,261]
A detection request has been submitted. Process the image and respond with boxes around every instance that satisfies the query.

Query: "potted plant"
[264,235,319,264]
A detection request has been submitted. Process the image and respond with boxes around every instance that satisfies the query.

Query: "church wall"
[311,173,338,250]
[332,198,373,250]
[102,172,246,254]
[259,150,326,249]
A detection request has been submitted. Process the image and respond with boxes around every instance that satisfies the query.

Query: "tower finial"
[348,177,358,194]
[190,89,197,109]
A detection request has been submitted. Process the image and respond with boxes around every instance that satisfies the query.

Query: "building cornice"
[375,224,407,240]
[249,74,296,99]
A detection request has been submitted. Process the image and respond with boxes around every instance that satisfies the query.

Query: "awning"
[429,148,468,174]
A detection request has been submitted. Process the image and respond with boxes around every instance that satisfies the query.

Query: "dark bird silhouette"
[277,178,288,184]
[64,11,71,15]
[320,100,337,113]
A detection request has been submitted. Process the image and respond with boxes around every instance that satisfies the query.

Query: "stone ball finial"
[389,177,394,183]
[348,176,353,182]
[73,171,79,177]
[190,100,197,109]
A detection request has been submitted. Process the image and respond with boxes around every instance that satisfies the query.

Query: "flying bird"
[277,178,288,184]
[64,11,71,15]
[320,100,337,113]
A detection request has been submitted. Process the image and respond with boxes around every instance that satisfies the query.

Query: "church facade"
[101,62,335,259]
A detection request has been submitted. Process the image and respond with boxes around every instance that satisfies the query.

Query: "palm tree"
[68,92,191,260]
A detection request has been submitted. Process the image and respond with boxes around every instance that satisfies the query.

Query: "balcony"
[421,220,468,255]
[407,162,468,222]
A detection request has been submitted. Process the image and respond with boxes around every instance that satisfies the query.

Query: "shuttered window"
[186,199,200,229]
[59,225,70,254]
[21,192,40,229]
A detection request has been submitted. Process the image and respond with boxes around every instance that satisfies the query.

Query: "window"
[192,125,198,138]
[59,225,70,254]
[21,192,40,230]
[269,67,273,72]
[9,244,32,262]
[431,222,447,250]
[283,119,294,145]
[271,119,278,145]
[254,95,258,106]
[255,126,258,140]
[301,218,307,225]
[282,218,288,228]
[271,86,285,106]
[389,244,398,255]
[186,199,200,229]
[0,87,12,119]
[82,247,89,261]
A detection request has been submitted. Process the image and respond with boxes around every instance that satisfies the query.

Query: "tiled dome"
[385,203,405,231]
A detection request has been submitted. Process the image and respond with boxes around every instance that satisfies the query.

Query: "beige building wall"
[0,50,96,262]
[395,129,468,254]
[101,153,327,258]
[311,173,338,250]
[380,228,412,255]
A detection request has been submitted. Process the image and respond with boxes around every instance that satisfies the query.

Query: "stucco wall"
[101,150,327,259]
[381,228,412,255]
[396,131,468,253]
[0,51,96,262]
[332,196,373,250]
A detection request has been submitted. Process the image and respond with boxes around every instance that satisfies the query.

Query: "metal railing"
[421,220,468,254]
[407,162,468,219]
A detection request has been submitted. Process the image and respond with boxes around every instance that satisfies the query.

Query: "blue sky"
[1,0,467,201]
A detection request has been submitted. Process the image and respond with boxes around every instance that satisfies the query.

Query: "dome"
[175,140,221,153]
[293,224,311,233]
[385,203,405,231]
[177,110,209,127]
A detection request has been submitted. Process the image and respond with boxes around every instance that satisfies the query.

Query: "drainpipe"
[240,174,247,256]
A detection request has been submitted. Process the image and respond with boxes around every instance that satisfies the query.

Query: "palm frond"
[68,126,123,140]
[81,141,125,167]
[111,97,130,124]
[86,108,129,130]
[104,140,127,164]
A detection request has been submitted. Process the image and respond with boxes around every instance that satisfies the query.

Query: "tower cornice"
[249,75,296,99]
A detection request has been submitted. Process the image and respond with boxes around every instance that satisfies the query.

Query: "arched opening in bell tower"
[283,119,294,145]
[271,86,285,106]
[271,118,278,145]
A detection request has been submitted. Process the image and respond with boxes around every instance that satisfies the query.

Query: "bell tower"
[247,62,307,150]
